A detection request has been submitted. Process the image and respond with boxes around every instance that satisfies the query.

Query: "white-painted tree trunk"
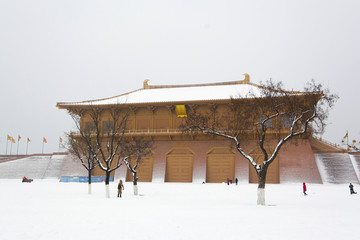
[105,184,110,199]
[88,183,92,195]
[257,188,265,206]
[133,184,138,196]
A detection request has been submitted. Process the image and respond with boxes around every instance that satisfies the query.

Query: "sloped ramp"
[315,153,359,184]
[0,155,52,179]
[349,154,360,182]
[60,154,87,177]
[0,154,71,179]
[42,154,67,179]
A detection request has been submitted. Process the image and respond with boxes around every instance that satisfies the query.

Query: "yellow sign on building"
[175,105,187,118]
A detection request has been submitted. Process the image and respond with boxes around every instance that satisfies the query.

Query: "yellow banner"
[175,105,187,118]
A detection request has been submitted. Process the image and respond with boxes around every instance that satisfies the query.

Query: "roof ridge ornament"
[242,73,250,83]
[143,79,150,89]
[142,73,250,90]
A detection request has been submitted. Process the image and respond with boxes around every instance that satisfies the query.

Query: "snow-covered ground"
[0,180,358,240]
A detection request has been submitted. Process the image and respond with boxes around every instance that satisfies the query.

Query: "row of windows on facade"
[83,117,294,132]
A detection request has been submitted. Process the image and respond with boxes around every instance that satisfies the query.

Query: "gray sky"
[1,0,359,154]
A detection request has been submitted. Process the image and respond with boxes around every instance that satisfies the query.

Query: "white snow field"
[0,180,358,240]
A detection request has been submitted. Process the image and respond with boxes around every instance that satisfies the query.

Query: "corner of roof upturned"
[56,102,64,109]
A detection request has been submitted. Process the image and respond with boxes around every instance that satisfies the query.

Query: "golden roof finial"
[242,73,250,83]
[143,79,150,89]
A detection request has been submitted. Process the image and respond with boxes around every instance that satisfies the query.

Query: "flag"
[11,137,15,143]
[27,138,31,143]
[43,137,47,143]
[18,135,21,141]
[7,135,12,141]
[60,137,63,143]
[344,132,348,139]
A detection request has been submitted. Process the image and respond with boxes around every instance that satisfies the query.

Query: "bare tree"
[66,131,98,194]
[68,105,130,198]
[183,79,337,205]
[122,139,153,196]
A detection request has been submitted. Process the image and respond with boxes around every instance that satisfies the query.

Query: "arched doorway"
[206,147,235,183]
[165,147,194,182]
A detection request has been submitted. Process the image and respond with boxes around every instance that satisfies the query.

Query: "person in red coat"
[303,182,307,196]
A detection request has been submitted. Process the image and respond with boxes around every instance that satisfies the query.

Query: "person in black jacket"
[349,183,357,195]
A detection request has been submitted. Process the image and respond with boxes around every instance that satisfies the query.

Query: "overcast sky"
[0,0,359,154]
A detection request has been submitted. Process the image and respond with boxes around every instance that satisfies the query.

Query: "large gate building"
[57,76,338,184]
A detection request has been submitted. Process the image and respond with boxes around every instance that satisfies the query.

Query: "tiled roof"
[57,76,301,107]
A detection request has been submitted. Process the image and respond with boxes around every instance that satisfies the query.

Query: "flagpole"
[17,139,19,155]
[42,139,44,154]
[26,138,31,155]
[5,137,8,155]
[58,137,63,152]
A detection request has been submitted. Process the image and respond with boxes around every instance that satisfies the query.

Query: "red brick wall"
[114,138,322,184]
[278,139,322,183]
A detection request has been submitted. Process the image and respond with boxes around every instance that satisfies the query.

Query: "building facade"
[57,76,325,184]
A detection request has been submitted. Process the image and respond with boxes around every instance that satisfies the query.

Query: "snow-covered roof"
[57,75,301,108]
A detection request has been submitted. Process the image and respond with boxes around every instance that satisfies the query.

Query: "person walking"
[303,182,307,196]
[349,183,357,195]
[118,180,124,198]
[235,178,238,185]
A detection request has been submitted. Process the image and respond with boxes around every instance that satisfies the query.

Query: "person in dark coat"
[303,182,307,196]
[349,183,357,195]
[117,180,124,198]
[235,178,238,185]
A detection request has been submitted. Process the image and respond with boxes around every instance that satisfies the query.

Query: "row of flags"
[7,135,31,143]
[343,131,359,144]
[6,135,63,144]
[342,131,360,152]
[5,135,64,155]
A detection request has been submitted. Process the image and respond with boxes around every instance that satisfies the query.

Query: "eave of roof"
[56,74,304,109]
